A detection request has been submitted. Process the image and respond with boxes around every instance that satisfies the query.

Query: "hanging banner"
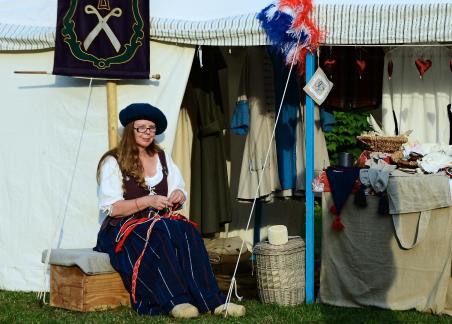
[53,0,149,79]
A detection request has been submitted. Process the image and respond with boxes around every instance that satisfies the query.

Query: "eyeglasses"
[134,126,157,133]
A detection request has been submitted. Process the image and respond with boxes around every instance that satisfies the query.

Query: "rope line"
[223,42,300,317]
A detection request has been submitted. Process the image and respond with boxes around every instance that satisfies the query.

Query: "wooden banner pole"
[14,71,161,80]
[106,81,118,149]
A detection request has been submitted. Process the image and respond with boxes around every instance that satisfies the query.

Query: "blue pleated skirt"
[95,216,225,315]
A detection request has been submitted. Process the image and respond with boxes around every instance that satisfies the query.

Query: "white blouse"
[97,152,187,215]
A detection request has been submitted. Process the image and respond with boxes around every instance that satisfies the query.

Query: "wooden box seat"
[42,249,130,312]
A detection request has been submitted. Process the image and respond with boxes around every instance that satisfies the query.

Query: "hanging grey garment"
[387,172,452,251]
[384,173,452,316]
[189,47,231,234]
[360,164,397,194]
[387,171,451,214]
[237,47,281,200]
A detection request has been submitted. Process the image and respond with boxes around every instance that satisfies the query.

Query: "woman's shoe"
[214,303,246,317]
[170,303,199,318]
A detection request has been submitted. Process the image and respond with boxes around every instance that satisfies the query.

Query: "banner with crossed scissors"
[53,0,149,79]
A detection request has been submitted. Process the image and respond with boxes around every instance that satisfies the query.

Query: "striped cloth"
[2,4,452,50]
[315,3,452,45]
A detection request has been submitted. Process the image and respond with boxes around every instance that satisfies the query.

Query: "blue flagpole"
[305,52,315,304]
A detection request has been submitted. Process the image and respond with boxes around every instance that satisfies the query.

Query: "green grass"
[1,207,448,323]
[0,290,449,323]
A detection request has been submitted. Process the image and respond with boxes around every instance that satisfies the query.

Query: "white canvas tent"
[1,0,452,295]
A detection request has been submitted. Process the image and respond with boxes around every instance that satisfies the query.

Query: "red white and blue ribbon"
[257,0,322,75]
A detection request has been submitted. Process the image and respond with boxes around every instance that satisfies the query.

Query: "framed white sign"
[303,67,334,105]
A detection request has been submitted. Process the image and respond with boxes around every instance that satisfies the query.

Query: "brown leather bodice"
[103,151,169,226]
[123,151,168,198]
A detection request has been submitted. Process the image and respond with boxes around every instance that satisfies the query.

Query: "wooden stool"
[43,249,130,312]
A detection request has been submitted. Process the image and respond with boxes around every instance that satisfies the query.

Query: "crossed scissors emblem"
[83,5,122,53]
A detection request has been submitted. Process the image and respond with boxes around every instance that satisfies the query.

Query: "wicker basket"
[253,237,305,306]
[356,134,408,153]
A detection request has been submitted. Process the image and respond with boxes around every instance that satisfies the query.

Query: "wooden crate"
[50,265,130,312]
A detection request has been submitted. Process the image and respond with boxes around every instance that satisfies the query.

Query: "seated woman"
[94,103,245,318]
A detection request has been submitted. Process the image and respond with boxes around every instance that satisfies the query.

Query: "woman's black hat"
[119,103,167,135]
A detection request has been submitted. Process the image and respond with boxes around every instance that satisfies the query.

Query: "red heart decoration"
[387,60,393,79]
[356,59,366,77]
[415,59,432,78]
[323,58,336,76]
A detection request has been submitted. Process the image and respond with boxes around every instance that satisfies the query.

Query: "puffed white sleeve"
[97,155,124,215]
[165,152,187,199]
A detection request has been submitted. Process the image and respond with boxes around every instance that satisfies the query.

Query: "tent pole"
[305,53,315,304]
[106,81,118,149]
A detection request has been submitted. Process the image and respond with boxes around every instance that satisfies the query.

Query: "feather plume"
[257,5,294,46]
[257,0,323,75]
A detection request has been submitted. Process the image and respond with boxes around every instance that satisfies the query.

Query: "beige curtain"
[172,105,194,218]
[382,47,452,144]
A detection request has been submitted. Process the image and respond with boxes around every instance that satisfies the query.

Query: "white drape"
[382,47,452,145]
[0,41,194,291]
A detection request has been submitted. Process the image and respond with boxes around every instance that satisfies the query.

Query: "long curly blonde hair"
[96,123,162,189]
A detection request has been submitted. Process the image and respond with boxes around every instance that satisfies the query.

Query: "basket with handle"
[356,134,408,153]
[253,237,305,306]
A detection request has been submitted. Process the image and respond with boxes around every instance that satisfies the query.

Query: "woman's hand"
[147,195,172,210]
[168,189,186,205]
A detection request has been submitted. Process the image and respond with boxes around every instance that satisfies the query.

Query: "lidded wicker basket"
[253,237,305,306]
[356,134,408,153]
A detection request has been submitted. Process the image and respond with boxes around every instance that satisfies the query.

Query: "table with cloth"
[320,171,452,316]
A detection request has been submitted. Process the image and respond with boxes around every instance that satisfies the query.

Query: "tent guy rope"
[223,39,301,317]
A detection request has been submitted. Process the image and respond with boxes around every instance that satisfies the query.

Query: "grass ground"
[0,290,450,323]
[2,204,449,323]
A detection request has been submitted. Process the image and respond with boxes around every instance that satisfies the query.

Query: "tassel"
[332,215,344,231]
[353,184,367,208]
[329,205,337,215]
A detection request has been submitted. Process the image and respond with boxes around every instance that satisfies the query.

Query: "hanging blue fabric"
[268,48,300,190]
[320,106,336,132]
[230,99,250,136]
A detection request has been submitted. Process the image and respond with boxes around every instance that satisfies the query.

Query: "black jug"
[338,152,354,167]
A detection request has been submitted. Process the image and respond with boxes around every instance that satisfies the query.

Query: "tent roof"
[1,1,452,50]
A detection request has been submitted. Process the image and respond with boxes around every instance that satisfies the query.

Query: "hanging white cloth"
[237,47,281,200]
[382,47,452,144]
[298,104,330,185]
[171,105,194,218]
